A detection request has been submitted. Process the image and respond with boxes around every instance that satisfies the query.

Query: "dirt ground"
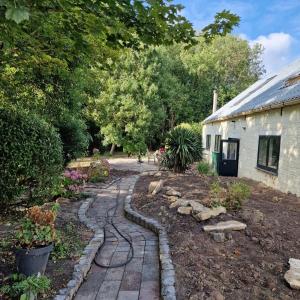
[132,172,300,300]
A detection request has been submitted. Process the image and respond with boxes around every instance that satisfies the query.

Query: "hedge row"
[0,108,63,206]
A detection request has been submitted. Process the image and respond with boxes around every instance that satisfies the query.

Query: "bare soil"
[132,172,300,300]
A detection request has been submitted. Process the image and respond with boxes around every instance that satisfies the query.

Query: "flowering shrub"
[87,159,110,182]
[62,170,87,196]
[16,204,59,249]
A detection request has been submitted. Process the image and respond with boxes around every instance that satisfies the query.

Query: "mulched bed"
[132,172,300,300]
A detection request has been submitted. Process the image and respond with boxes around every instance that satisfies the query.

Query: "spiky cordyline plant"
[161,127,202,173]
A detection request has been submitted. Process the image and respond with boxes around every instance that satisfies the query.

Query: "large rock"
[166,188,181,197]
[177,206,192,215]
[152,179,164,195]
[189,200,207,214]
[194,206,226,221]
[149,181,159,194]
[169,199,190,209]
[148,180,164,195]
[284,258,300,289]
[203,220,247,232]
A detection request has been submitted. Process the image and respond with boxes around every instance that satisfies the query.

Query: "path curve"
[75,160,159,300]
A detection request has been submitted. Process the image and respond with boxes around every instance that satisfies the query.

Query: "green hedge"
[57,116,90,163]
[0,108,63,207]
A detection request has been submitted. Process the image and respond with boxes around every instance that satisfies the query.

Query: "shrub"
[0,273,51,300]
[57,116,90,163]
[208,181,251,210]
[0,108,63,207]
[197,161,211,175]
[161,127,202,173]
[226,182,251,210]
[62,170,87,197]
[87,159,110,182]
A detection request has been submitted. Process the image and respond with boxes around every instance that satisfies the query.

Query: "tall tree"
[88,35,265,152]
[0,0,195,159]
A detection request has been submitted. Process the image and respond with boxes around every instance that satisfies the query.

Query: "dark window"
[257,136,281,174]
[206,135,211,150]
[214,135,221,152]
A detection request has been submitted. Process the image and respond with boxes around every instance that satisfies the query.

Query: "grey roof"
[204,59,300,123]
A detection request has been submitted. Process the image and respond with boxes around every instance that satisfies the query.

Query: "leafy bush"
[0,108,63,207]
[16,204,59,249]
[226,182,251,210]
[0,273,51,300]
[161,127,202,172]
[197,161,211,175]
[208,181,250,210]
[57,117,90,163]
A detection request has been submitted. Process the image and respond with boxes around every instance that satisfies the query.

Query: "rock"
[203,220,247,232]
[189,200,207,214]
[167,196,179,203]
[154,171,162,177]
[210,232,225,243]
[194,206,226,221]
[166,188,181,197]
[284,258,300,289]
[169,199,190,209]
[242,208,264,224]
[152,179,164,195]
[177,206,192,215]
[149,181,159,194]
[208,291,224,300]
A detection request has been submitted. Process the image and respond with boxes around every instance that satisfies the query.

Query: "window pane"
[268,137,280,169]
[206,135,211,150]
[222,142,228,159]
[228,142,237,160]
[258,137,268,166]
[214,135,221,152]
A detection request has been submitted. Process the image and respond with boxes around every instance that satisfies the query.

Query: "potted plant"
[15,204,59,276]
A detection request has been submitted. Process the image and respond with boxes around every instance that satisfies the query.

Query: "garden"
[131,129,300,299]
[1,1,297,299]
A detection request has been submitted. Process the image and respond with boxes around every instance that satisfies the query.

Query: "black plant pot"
[15,244,53,276]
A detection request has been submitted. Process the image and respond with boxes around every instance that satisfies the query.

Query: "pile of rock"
[169,196,226,221]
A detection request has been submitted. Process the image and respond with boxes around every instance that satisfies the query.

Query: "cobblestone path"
[75,173,160,300]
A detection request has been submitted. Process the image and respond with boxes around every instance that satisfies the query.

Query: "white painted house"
[202,60,300,196]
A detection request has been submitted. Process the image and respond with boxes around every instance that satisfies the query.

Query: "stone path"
[75,169,160,300]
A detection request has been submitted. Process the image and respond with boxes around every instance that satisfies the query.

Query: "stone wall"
[202,103,300,196]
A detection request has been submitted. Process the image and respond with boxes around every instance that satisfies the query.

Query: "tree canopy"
[0,0,264,157]
[86,35,265,154]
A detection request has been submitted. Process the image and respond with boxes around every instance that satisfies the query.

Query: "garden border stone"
[124,171,177,300]
[53,195,104,300]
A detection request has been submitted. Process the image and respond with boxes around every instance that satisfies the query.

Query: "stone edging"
[54,196,104,300]
[124,172,177,300]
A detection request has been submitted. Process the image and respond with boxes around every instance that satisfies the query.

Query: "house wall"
[202,104,300,196]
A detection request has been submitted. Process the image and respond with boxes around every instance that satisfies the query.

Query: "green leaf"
[5,6,30,24]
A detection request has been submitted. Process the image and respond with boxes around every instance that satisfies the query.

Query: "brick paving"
[75,174,160,300]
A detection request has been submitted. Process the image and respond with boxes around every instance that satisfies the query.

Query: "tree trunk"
[110,144,116,156]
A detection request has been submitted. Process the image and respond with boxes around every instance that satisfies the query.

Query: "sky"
[173,0,300,76]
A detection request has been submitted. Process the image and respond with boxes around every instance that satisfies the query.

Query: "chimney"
[213,90,218,113]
